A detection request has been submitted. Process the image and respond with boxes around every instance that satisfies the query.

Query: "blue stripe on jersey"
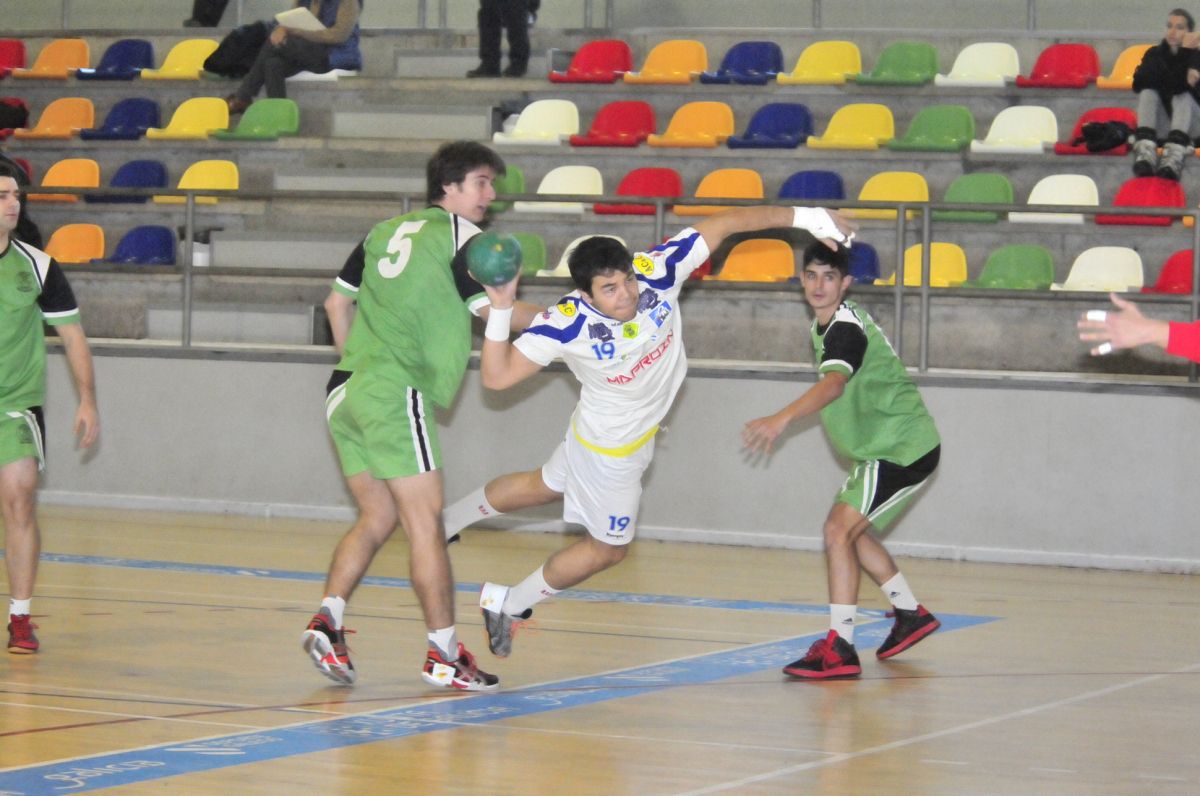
[640,231,702,291]
[524,311,587,343]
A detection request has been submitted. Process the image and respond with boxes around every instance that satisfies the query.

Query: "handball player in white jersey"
[443,204,855,658]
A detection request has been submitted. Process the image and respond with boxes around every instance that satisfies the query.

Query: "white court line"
[675,662,1200,795]
[0,700,265,731]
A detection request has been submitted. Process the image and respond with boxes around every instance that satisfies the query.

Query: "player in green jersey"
[301,142,539,690]
[743,241,941,680]
[0,163,99,654]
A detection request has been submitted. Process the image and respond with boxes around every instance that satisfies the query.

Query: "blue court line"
[31,552,861,616]
[0,614,994,794]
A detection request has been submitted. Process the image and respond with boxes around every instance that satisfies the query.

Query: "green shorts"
[325,371,441,480]
[0,408,45,471]
[835,445,939,531]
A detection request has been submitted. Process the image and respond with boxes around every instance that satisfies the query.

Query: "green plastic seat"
[887,104,975,152]
[212,99,299,141]
[931,172,1013,223]
[510,231,547,276]
[966,245,1054,289]
[855,41,939,85]
[489,165,525,213]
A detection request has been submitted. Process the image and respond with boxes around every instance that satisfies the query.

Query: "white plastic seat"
[969,105,1058,154]
[1051,247,1144,291]
[1008,174,1097,225]
[538,234,627,277]
[934,42,1020,87]
[492,99,579,146]
[513,165,603,214]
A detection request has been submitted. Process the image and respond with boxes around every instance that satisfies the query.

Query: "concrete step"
[272,168,425,194]
[396,49,548,78]
[331,106,493,139]
[147,302,320,345]
[209,231,360,270]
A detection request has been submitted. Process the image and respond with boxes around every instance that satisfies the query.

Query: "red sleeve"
[1166,321,1200,363]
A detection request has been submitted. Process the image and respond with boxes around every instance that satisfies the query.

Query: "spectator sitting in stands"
[1131,8,1200,180]
[225,0,363,115]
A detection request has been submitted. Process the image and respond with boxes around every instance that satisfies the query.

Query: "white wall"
[38,352,1200,573]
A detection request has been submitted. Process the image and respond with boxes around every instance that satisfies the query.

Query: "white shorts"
[541,431,655,546]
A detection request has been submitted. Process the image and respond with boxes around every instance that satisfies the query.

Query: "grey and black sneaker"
[1132,137,1158,177]
[479,582,532,657]
[1157,141,1188,181]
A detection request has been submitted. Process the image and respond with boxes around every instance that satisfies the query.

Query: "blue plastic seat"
[100,225,176,265]
[778,170,845,201]
[79,98,159,141]
[699,41,784,85]
[85,159,167,204]
[848,243,880,283]
[76,39,153,81]
[727,102,812,149]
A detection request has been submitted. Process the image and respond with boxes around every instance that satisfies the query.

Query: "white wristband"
[792,206,852,245]
[484,306,513,342]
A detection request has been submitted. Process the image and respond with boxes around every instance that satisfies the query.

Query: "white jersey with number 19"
[514,228,710,455]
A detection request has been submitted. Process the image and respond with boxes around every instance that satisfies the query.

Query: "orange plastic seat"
[807,103,894,150]
[145,97,229,140]
[1097,43,1152,90]
[674,168,763,216]
[154,160,239,205]
[712,239,795,282]
[623,39,707,84]
[27,158,100,203]
[11,97,93,139]
[45,224,105,263]
[646,101,734,147]
[11,38,88,79]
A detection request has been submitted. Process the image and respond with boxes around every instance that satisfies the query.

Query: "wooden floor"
[1,506,1197,795]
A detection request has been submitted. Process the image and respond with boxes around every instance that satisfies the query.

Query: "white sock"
[830,603,856,643]
[320,596,346,628]
[443,486,501,540]
[880,573,919,611]
[428,626,458,660]
[9,598,31,617]
[504,565,560,616]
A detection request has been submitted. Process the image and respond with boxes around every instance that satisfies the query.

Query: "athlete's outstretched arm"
[479,300,542,335]
[691,206,857,255]
[478,277,546,390]
[742,372,847,454]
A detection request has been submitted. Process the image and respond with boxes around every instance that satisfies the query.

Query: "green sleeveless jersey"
[812,300,939,465]
[0,239,80,412]
[332,207,487,408]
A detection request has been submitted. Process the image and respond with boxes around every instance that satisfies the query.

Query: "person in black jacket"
[1132,8,1200,179]
[467,0,535,78]
[184,0,230,27]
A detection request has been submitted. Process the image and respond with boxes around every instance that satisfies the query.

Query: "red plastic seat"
[1015,43,1100,88]
[1143,249,1195,294]
[569,100,655,147]
[0,39,26,78]
[1094,177,1185,226]
[548,39,632,83]
[594,167,682,215]
[1053,106,1137,155]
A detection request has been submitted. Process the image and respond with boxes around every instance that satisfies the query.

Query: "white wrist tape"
[792,207,852,245]
[484,306,513,342]
[1086,310,1107,322]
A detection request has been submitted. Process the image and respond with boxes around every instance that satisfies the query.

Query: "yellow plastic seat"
[539,234,626,277]
[777,40,862,85]
[11,97,94,140]
[934,42,1020,87]
[712,239,795,282]
[807,103,894,150]
[11,38,89,79]
[646,101,734,148]
[145,97,229,140]
[45,224,105,263]
[1096,43,1153,90]
[623,39,707,84]
[492,99,579,146]
[876,243,968,288]
[27,158,100,203]
[674,168,763,217]
[1051,247,1143,291]
[1008,174,1097,225]
[970,105,1058,153]
[512,165,603,214]
[154,160,239,205]
[141,39,219,80]
[850,171,929,220]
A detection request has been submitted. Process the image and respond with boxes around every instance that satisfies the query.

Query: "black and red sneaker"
[421,642,500,691]
[300,608,356,684]
[783,630,861,680]
[7,614,38,654]
[876,605,941,660]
